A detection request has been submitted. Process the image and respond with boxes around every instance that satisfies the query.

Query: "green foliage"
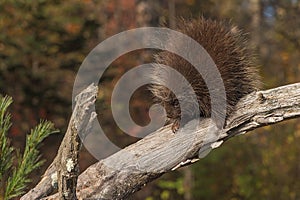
[0,95,57,200]
[0,96,14,197]
[157,177,184,200]
[145,197,154,200]
[191,125,300,200]
[158,178,184,195]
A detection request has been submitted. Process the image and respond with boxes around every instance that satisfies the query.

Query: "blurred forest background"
[0,0,300,199]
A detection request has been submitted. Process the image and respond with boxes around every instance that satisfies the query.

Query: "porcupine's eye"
[172,99,179,108]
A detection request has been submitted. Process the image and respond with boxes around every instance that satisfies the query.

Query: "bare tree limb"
[23,82,300,200]
[21,84,98,200]
[57,84,98,199]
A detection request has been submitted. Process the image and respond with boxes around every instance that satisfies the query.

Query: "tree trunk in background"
[183,167,193,200]
[249,0,261,51]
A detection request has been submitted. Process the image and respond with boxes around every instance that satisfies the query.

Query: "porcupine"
[149,17,260,132]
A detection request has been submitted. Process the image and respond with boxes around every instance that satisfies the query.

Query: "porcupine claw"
[171,119,180,133]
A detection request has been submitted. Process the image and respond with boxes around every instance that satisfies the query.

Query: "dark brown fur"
[149,17,260,132]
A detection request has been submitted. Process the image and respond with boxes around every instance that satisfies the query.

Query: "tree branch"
[22,82,300,200]
[21,84,98,200]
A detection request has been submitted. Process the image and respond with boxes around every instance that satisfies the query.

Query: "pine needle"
[0,96,14,197]
[4,120,58,199]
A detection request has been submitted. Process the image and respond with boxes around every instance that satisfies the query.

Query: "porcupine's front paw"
[171,119,180,133]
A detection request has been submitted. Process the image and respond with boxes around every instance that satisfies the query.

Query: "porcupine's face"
[163,94,181,120]
[152,85,200,123]
[150,84,181,121]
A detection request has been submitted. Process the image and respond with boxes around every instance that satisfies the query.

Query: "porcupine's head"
[149,17,260,130]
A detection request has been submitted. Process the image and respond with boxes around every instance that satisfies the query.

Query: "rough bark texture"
[57,84,98,199]
[21,84,98,200]
[22,82,300,200]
